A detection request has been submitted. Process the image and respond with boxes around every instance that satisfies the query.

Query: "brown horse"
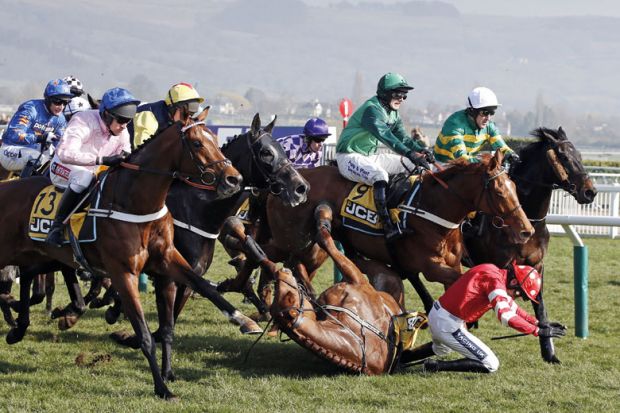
[0,120,241,400]
[219,151,534,310]
[462,127,596,363]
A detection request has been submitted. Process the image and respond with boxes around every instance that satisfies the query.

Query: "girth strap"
[173,219,219,239]
[88,205,169,223]
[320,304,388,342]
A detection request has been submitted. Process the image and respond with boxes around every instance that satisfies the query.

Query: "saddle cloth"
[28,185,96,244]
[391,311,428,352]
[340,175,419,236]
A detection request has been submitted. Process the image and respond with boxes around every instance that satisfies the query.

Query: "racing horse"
[0,120,241,400]
[101,112,310,351]
[462,127,596,363]
[218,151,534,311]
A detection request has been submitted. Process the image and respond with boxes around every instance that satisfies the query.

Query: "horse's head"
[474,151,534,244]
[243,113,309,207]
[521,127,597,204]
[180,120,242,198]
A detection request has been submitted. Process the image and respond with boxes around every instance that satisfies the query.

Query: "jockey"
[45,88,138,247]
[335,72,434,241]
[63,96,92,123]
[0,79,72,172]
[276,117,331,169]
[433,87,519,164]
[129,82,204,148]
[401,262,566,373]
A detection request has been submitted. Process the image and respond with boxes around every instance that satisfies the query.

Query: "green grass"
[0,237,618,412]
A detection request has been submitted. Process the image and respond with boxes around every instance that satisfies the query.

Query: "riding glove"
[538,323,567,338]
[97,153,126,166]
[405,150,430,170]
[504,151,520,165]
[419,148,436,164]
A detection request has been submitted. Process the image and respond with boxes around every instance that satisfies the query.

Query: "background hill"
[0,0,618,143]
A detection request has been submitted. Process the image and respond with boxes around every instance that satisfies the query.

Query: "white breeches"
[0,145,47,172]
[428,301,499,372]
[50,159,94,193]
[336,152,416,185]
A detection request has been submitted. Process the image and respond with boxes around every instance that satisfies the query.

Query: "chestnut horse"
[219,151,534,310]
[0,120,241,400]
[462,127,596,363]
[101,113,310,351]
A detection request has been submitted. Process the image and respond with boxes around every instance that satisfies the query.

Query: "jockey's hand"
[538,323,567,338]
[97,153,127,167]
[420,148,436,164]
[406,150,430,170]
[504,151,520,165]
[37,132,58,145]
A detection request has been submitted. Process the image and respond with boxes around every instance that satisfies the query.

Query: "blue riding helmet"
[44,79,73,101]
[99,87,140,118]
[303,118,331,140]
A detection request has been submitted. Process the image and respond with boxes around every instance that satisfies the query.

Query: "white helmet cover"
[467,87,501,109]
[63,96,91,117]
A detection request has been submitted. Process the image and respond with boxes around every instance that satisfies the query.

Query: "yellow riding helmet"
[164,83,205,106]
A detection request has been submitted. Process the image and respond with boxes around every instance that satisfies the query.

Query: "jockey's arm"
[132,111,159,147]
[486,280,538,336]
[488,132,513,155]
[3,103,39,146]
[360,106,410,155]
[55,114,97,166]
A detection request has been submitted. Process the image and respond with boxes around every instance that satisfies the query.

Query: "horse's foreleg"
[112,272,175,400]
[0,279,17,327]
[84,277,105,306]
[166,250,262,335]
[532,290,560,364]
[406,273,434,313]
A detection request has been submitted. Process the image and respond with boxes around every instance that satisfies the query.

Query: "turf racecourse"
[0,237,617,412]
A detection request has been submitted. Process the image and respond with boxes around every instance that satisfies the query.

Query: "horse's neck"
[512,161,554,220]
[417,173,480,224]
[107,146,178,215]
[223,136,254,184]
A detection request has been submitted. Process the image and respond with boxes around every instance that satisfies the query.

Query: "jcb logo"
[30,217,52,233]
[344,200,377,224]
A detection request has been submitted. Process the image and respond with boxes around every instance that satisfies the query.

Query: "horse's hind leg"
[406,273,434,313]
[154,276,176,382]
[30,274,46,306]
[6,269,35,344]
[45,272,55,313]
[0,278,16,327]
[50,268,86,330]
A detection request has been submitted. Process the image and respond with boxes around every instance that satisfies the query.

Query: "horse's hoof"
[104,308,121,325]
[1,307,16,327]
[543,355,561,364]
[109,331,141,349]
[249,312,271,323]
[266,325,279,338]
[50,306,65,319]
[159,389,179,402]
[239,320,263,335]
[163,370,176,383]
[6,328,24,345]
[58,314,79,331]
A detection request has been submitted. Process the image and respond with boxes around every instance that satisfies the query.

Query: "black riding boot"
[20,159,39,178]
[45,187,82,248]
[399,342,435,364]
[423,358,491,373]
[373,180,401,241]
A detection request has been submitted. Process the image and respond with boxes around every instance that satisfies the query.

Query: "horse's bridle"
[120,121,232,191]
[246,131,293,195]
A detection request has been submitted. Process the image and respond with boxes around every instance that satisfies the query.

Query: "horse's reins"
[118,122,231,191]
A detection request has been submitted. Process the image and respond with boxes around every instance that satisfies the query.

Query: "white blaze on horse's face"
[200,129,218,146]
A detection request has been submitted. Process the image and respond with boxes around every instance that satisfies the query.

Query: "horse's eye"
[260,149,274,160]
[193,140,203,148]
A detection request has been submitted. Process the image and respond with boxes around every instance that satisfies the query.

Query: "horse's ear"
[557,126,567,140]
[251,113,261,134]
[541,128,558,144]
[490,150,504,170]
[196,105,211,122]
[87,93,100,109]
[264,115,277,133]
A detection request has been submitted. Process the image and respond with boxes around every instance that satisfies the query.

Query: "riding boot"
[399,342,435,364]
[373,181,401,241]
[20,159,39,178]
[45,187,82,248]
[423,358,491,373]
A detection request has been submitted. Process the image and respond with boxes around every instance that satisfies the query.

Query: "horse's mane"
[517,127,563,159]
[432,153,491,180]
[220,132,246,152]
[126,122,182,162]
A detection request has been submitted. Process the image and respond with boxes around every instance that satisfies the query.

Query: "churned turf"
[0,236,618,412]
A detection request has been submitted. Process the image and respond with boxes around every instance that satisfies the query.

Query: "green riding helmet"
[376,72,414,101]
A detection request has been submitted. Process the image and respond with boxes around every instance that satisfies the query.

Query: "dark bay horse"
[462,127,596,363]
[0,121,241,399]
[106,113,310,351]
[219,151,534,309]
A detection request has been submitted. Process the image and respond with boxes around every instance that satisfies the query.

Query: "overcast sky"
[305,0,620,17]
